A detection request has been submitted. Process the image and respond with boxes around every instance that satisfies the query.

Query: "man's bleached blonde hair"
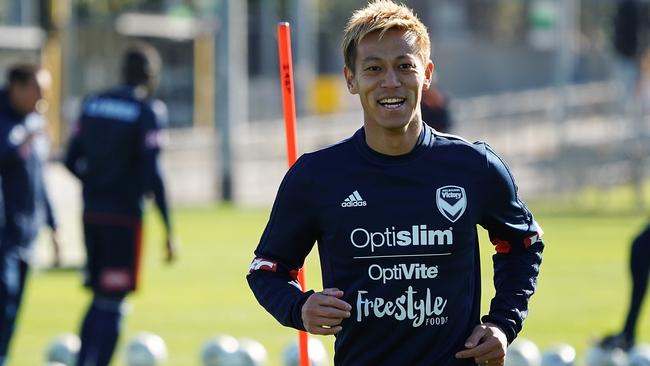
[342,0,431,72]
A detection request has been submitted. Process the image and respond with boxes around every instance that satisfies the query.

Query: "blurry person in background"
[0,63,61,366]
[599,1,650,351]
[421,74,453,133]
[64,42,176,366]
[611,0,649,114]
[600,225,650,351]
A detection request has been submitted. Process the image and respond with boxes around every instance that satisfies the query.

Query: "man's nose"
[381,68,401,88]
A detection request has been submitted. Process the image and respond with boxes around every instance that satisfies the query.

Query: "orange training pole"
[278,23,299,167]
[277,22,310,366]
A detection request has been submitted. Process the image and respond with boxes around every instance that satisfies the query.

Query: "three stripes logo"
[341,190,367,207]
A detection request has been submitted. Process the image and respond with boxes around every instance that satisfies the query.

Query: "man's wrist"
[295,290,315,331]
[483,322,506,337]
[481,315,516,344]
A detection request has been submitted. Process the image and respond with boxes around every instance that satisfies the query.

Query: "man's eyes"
[363,63,415,72]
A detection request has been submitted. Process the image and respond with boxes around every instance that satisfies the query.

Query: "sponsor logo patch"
[368,263,439,284]
[436,185,467,223]
[247,257,278,275]
[100,269,132,291]
[356,286,448,327]
[350,225,453,253]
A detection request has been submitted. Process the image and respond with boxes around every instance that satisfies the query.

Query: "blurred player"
[600,1,650,350]
[0,63,61,366]
[612,0,649,114]
[64,43,176,366]
[600,226,650,351]
[421,75,453,133]
[246,1,544,365]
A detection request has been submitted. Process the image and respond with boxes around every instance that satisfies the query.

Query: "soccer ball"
[541,343,576,366]
[125,332,168,366]
[236,338,268,366]
[628,344,650,366]
[583,345,627,366]
[282,337,328,366]
[505,338,541,366]
[45,333,81,366]
[200,335,243,366]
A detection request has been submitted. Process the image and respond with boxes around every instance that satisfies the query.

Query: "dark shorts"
[83,213,142,296]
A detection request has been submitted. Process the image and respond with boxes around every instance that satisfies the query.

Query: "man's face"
[9,77,43,115]
[344,28,433,132]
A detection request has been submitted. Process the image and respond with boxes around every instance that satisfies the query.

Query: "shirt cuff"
[481,314,517,344]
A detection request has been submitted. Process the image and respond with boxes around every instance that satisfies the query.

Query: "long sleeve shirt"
[64,85,170,230]
[247,126,544,366]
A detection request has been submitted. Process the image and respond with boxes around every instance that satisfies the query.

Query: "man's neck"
[364,118,422,156]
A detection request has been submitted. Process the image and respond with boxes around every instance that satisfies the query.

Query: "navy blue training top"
[247,126,544,366]
[64,86,170,228]
[0,89,54,259]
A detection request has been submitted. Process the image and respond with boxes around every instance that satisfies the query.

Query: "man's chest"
[313,167,483,258]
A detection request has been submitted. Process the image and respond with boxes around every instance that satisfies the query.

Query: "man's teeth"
[379,97,405,104]
[379,98,405,110]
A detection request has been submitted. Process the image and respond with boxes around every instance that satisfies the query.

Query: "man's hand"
[164,237,177,263]
[455,323,508,366]
[301,288,352,335]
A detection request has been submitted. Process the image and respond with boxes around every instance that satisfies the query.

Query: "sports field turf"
[8,198,650,365]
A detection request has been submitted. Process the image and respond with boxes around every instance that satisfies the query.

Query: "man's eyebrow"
[361,56,382,63]
[361,55,414,63]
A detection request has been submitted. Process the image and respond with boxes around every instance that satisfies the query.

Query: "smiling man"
[247,1,544,365]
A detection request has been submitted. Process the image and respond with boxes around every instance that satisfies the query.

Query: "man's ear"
[423,61,434,90]
[343,66,358,94]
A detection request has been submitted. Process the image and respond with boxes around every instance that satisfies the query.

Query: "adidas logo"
[341,190,367,207]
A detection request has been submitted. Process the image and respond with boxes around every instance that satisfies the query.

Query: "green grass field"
[8,198,650,365]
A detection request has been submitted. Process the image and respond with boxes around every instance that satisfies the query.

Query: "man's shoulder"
[81,87,155,124]
[280,135,357,187]
[85,86,152,106]
[299,134,356,165]
[432,131,490,159]
[149,99,168,127]
[434,134,517,186]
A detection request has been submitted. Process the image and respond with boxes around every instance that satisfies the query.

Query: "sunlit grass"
[9,198,650,365]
